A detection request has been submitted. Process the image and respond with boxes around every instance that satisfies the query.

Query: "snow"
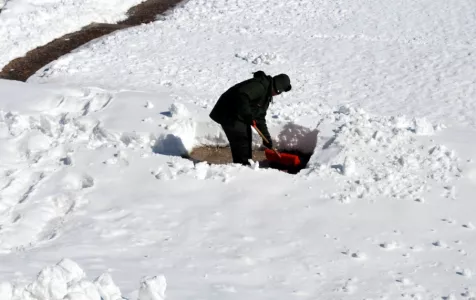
[1,78,475,299]
[0,0,146,68]
[1,0,476,299]
[0,258,165,300]
[28,0,476,129]
[138,276,167,300]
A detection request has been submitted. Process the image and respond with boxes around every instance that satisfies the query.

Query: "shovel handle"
[252,121,281,158]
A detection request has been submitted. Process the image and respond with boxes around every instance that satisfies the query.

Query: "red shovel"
[252,121,301,168]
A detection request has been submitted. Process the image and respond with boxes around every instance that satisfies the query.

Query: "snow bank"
[152,103,202,156]
[153,119,197,156]
[0,259,166,300]
[151,102,320,156]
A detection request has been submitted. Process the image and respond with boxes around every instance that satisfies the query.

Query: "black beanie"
[273,74,292,94]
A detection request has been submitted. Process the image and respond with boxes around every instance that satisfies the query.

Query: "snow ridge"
[0,259,166,300]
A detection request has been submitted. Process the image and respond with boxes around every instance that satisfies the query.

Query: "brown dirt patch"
[119,0,180,25]
[0,0,184,81]
[187,147,267,165]
[186,146,312,174]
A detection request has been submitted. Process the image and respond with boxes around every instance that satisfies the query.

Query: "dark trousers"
[222,121,252,165]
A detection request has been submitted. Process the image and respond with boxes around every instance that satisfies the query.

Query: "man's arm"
[239,81,271,145]
[254,115,272,148]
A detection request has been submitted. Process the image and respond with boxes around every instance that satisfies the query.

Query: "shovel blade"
[265,149,301,167]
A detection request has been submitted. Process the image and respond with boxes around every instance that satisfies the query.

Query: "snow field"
[1,79,475,299]
[27,0,476,129]
[0,0,475,297]
[0,258,166,300]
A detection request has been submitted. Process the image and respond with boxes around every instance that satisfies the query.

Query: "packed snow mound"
[307,106,459,202]
[0,259,166,300]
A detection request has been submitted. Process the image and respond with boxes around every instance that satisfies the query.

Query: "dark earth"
[187,147,312,174]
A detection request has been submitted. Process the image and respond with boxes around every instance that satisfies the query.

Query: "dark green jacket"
[209,71,273,142]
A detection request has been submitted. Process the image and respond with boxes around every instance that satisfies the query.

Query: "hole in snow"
[184,146,312,174]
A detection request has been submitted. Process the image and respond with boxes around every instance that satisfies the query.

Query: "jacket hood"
[273,74,292,94]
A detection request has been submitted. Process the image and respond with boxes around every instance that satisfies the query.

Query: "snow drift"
[0,259,166,300]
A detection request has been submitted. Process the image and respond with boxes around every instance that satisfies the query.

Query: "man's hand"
[251,120,273,148]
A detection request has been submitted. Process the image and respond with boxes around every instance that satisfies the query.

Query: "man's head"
[272,74,292,95]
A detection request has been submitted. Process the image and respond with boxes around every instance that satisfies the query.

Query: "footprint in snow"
[62,173,94,190]
[443,185,456,199]
[351,252,366,260]
[461,289,476,298]
[342,249,367,260]
[153,168,174,181]
[81,175,94,189]
[456,269,472,278]
[103,151,129,166]
[409,245,424,252]
[81,91,113,116]
[442,294,458,300]
[432,240,450,248]
[395,277,413,286]
[12,214,21,223]
[59,156,73,166]
[402,293,422,300]
[380,241,400,250]
[51,194,76,215]
[335,278,358,294]
[462,222,475,230]
[441,218,457,225]
[18,173,46,204]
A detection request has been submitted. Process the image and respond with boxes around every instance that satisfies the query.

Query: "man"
[209,71,292,165]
